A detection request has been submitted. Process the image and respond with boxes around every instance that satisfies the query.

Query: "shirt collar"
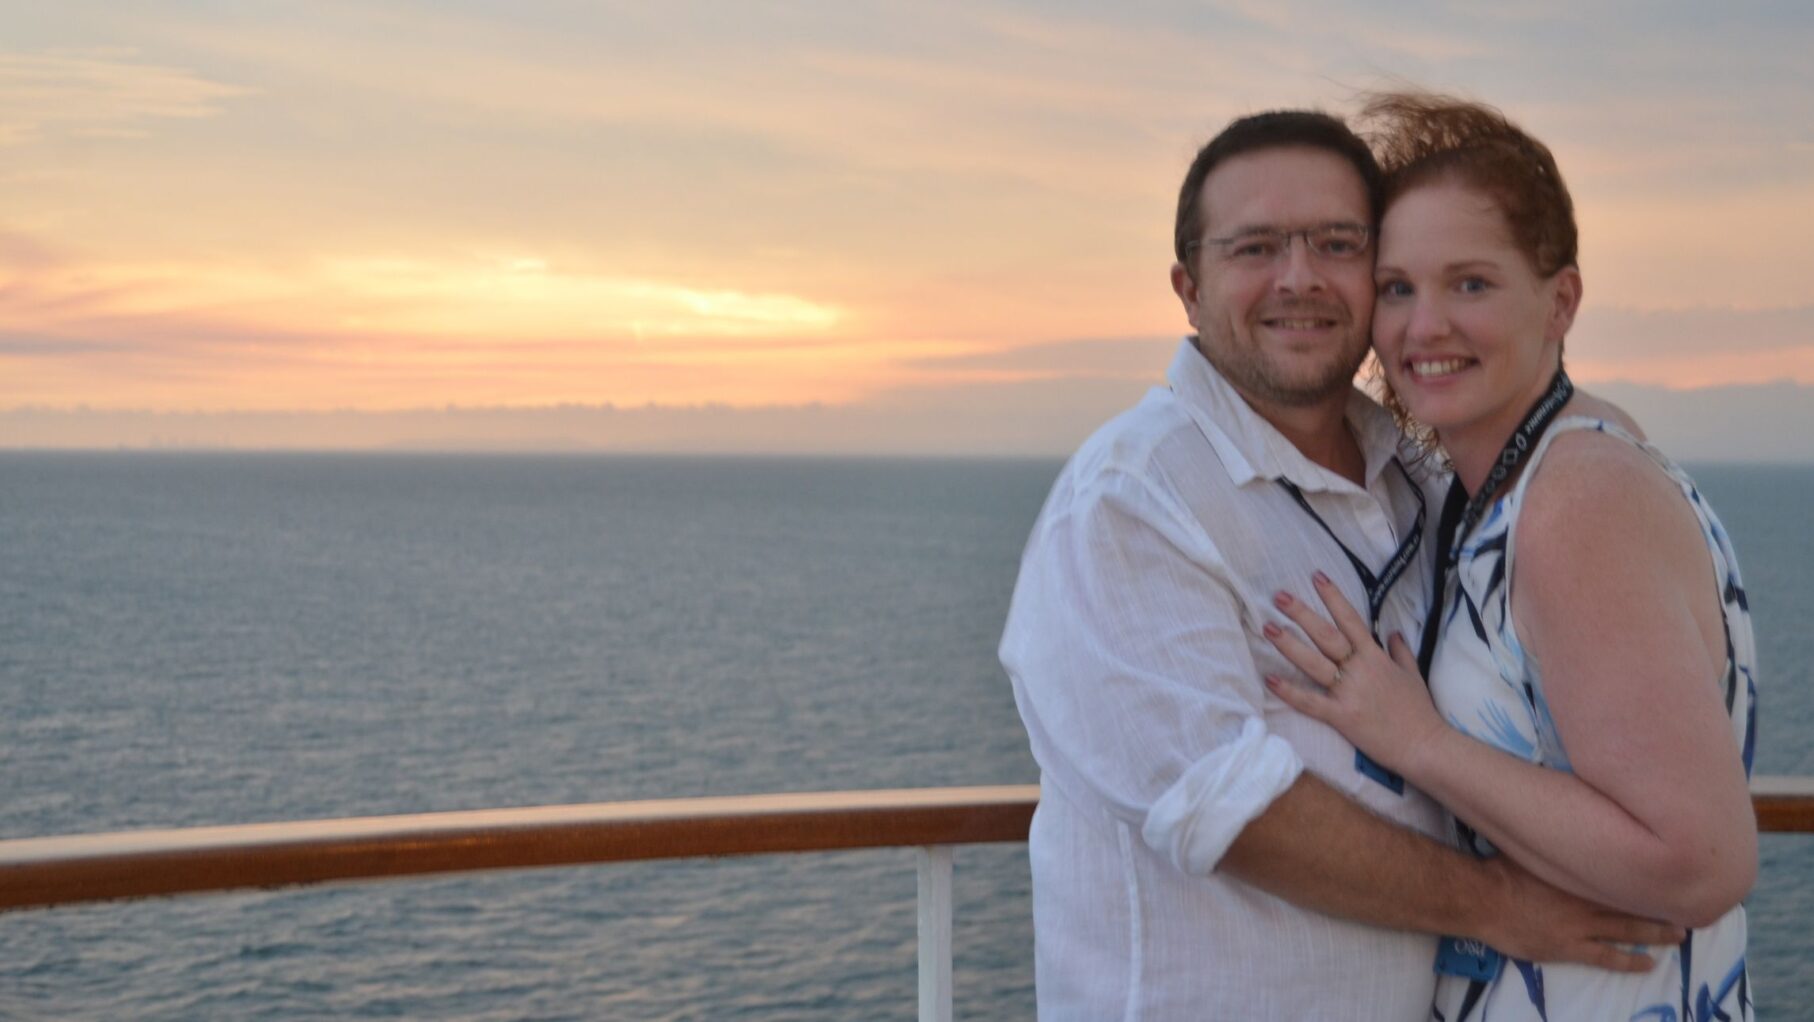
[1165,336,1406,493]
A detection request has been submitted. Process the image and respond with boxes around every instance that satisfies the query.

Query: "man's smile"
[1262,316,1340,331]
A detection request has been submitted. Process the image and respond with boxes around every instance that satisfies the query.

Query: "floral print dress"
[1429,418,1756,1022]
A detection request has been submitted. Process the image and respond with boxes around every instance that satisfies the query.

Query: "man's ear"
[1170,261,1201,328]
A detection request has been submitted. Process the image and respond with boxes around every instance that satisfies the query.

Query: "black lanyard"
[1276,459,1426,796]
[1276,459,1425,640]
[1415,367,1575,678]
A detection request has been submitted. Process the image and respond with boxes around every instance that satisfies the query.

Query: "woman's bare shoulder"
[1513,416,1703,605]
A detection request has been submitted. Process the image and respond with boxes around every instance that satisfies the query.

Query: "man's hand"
[1471,856,1684,972]
[1220,775,1681,973]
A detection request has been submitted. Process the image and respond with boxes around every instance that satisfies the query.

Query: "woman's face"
[1371,181,1579,444]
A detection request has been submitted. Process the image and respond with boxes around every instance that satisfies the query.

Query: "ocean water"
[0,453,1809,1019]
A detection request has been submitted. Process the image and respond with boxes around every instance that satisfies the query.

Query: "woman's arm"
[1493,434,1755,922]
[1263,435,1755,926]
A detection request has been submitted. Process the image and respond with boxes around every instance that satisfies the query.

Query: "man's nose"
[1273,234,1324,294]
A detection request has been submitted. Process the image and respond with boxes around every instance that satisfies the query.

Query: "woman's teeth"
[1411,358,1470,379]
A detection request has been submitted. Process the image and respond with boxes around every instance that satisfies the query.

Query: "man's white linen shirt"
[1000,339,1448,1021]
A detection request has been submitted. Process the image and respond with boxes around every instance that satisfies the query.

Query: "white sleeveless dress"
[1428,417,1756,1022]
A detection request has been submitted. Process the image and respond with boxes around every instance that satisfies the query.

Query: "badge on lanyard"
[1435,935,1506,982]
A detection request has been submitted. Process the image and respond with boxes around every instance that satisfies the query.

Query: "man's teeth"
[1268,318,1332,329]
[1412,358,1470,378]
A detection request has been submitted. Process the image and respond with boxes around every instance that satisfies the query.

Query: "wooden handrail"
[1750,775,1814,832]
[3,778,1811,914]
[0,786,1038,913]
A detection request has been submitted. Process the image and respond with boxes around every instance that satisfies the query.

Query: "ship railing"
[4,779,1812,1022]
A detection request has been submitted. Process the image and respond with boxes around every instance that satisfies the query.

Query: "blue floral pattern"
[1428,418,1755,1022]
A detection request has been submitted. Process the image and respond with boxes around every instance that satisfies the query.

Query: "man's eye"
[1317,230,1365,256]
[1232,240,1277,260]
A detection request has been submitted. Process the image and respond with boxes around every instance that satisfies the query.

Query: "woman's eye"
[1458,277,1490,294]
[1377,280,1411,298]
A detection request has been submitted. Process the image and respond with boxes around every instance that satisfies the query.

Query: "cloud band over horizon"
[3,3,1811,446]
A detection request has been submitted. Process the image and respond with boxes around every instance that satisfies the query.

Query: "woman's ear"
[1547,266,1583,344]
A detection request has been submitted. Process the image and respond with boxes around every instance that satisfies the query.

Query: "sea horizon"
[4,453,1810,1018]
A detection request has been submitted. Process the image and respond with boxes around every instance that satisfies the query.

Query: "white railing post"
[916,845,954,1022]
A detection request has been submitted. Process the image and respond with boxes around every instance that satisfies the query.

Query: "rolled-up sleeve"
[1002,467,1303,876]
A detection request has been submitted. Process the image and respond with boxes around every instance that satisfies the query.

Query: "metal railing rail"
[4,778,1811,1021]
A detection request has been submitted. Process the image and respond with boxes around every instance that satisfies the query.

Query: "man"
[999,111,1678,1019]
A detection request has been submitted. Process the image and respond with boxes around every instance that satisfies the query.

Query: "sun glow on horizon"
[2,3,1812,437]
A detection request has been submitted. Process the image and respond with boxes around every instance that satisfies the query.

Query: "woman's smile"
[1403,356,1477,381]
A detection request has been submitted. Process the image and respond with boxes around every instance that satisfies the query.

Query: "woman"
[1261,93,1758,1020]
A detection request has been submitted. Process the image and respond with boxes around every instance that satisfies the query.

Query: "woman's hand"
[1261,572,1450,778]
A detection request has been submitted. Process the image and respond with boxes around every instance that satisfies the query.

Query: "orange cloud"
[4,4,1812,442]
[0,48,249,144]
[0,237,890,409]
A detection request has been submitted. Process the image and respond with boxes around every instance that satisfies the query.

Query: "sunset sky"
[3,2,1812,449]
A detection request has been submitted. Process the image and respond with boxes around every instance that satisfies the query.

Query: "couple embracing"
[1001,93,1756,1020]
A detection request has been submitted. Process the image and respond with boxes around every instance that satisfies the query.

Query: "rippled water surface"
[1,454,1808,1018]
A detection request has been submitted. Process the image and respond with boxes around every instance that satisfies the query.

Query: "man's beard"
[1196,327,1366,409]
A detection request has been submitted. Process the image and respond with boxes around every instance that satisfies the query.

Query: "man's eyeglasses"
[1187,223,1372,267]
